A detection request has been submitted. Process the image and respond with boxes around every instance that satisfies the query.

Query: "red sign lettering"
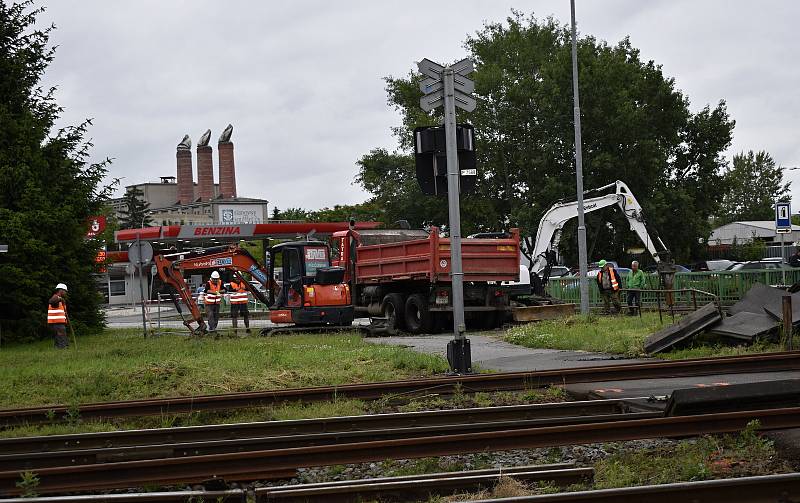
[193,226,242,236]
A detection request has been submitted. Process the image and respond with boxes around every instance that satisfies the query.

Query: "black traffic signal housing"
[413,124,476,196]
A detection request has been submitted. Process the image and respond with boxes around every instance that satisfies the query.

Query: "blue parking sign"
[775,202,792,232]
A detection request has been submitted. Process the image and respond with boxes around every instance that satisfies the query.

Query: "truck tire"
[405,294,433,334]
[381,293,406,331]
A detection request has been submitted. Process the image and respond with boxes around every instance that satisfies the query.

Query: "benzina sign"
[195,226,241,236]
[177,224,256,239]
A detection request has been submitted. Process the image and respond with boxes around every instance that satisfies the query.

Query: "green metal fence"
[547,269,800,308]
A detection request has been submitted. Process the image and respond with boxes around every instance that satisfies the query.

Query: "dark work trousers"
[231,304,250,330]
[601,290,621,314]
[51,324,69,349]
[627,290,641,315]
[206,303,221,331]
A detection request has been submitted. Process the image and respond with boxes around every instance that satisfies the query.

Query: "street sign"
[128,240,154,265]
[418,58,476,113]
[776,202,792,233]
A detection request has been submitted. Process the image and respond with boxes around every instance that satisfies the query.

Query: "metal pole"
[782,294,792,351]
[570,0,589,315]
[781,232,787,286]
[443,67,470,373]
[136,233,147,338]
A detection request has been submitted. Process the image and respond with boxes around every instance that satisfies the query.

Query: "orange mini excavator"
[155,241,353,336]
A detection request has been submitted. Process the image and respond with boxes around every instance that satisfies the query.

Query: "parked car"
[547,266,571,278]
[692,259,736,272]
[644,264,690,273]
[728,260,792,271]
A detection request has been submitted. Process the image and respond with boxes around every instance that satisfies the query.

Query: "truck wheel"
[405,294,433,334]
[381,293,406,331]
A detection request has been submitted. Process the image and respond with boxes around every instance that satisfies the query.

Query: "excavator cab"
[267,241,354,326]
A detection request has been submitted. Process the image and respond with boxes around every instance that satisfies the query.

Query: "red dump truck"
[331,227,521,333]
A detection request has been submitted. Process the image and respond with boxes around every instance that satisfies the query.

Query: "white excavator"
[520,180,672,296]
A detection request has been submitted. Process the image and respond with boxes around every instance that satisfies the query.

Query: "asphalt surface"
[366,333,649,372]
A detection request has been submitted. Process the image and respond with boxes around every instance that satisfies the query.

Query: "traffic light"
[413,124,476,196]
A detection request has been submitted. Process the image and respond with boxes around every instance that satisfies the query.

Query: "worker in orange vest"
[228,277,251,334]
[596,260,622,315]
[203,271,225,332]
[47,283,70,349]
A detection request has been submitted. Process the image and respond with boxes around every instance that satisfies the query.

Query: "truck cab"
[267,241,353,326]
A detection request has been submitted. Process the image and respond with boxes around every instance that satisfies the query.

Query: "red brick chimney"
[196,129,214,201]
[176,135,194,204]
[218,124,236,198]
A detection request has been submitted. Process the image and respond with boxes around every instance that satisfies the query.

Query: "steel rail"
[0,398,647,454]
[1,406,799,495]
[256,467,594,502]
[2,352,798,426]
[0,491,246,503]
[457,472,800,502]
[0,411,661,471]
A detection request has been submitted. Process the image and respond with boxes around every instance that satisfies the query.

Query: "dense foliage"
[118,186,152,229]
[355,13,737,263]
[717,150,789,225]
[0,1,112,342]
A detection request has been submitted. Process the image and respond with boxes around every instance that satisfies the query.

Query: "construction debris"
[646,283,791,355]
[644,302,722,354]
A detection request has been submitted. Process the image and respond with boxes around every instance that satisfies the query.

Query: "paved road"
[366,333,650,372]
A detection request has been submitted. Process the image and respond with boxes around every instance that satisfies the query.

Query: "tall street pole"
[570,0,590,315]
[443,67,468,363]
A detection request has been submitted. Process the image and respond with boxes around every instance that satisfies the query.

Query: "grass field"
[0,329,448,409]
[505,313,791,359]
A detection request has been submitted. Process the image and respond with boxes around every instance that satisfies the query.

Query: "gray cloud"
[38,1,800,211]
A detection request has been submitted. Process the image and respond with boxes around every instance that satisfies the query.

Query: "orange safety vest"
[229,281,249,305]
[597,269,620,291]
[204,279,223,304]
[47,301,67,324]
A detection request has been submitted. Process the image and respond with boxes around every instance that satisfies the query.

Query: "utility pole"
[570,0,590,315]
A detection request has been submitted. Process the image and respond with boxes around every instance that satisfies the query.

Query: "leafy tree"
[717,150,789,224]
[360,12,734,263]
[271,207,309,221]
[0,1,113,342]
[117,186,152,229]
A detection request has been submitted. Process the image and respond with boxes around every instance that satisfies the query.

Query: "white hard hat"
[56,283,68,291]
[211,271,220,279]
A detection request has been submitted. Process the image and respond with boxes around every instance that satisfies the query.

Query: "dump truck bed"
[354,228,521,284]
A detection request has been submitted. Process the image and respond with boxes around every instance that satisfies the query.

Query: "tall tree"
[0,1,113,342]
[118,186,152,229]
[359,12,734,262]
[717,150,789,224]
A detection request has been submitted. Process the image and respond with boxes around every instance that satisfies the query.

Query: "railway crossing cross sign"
[775,202,792,233]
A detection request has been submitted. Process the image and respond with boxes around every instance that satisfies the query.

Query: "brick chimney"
[196,129,214,201]
[176,135,194,204]
[218,124,236,198]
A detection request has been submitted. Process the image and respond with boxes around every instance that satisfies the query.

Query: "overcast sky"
[38,1,800,213]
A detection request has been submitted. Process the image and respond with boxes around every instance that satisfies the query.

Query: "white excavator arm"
[528,180,669,275]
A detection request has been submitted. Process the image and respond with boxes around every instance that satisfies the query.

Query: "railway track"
[2,351,798,426]
[460,472,800,502]
[1,406,799,495]
[0,399,659,471]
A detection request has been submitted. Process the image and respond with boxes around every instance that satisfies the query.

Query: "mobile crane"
[526,180,672,295]
[154,241,353,336]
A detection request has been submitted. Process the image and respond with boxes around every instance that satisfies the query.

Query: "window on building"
[109,269,126,297]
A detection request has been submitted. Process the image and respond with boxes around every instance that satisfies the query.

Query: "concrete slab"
[564,371,800,400]
[366,334,649,372]
[644,303,721,354]
[728,283,786,316]
[708,311,778,341]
